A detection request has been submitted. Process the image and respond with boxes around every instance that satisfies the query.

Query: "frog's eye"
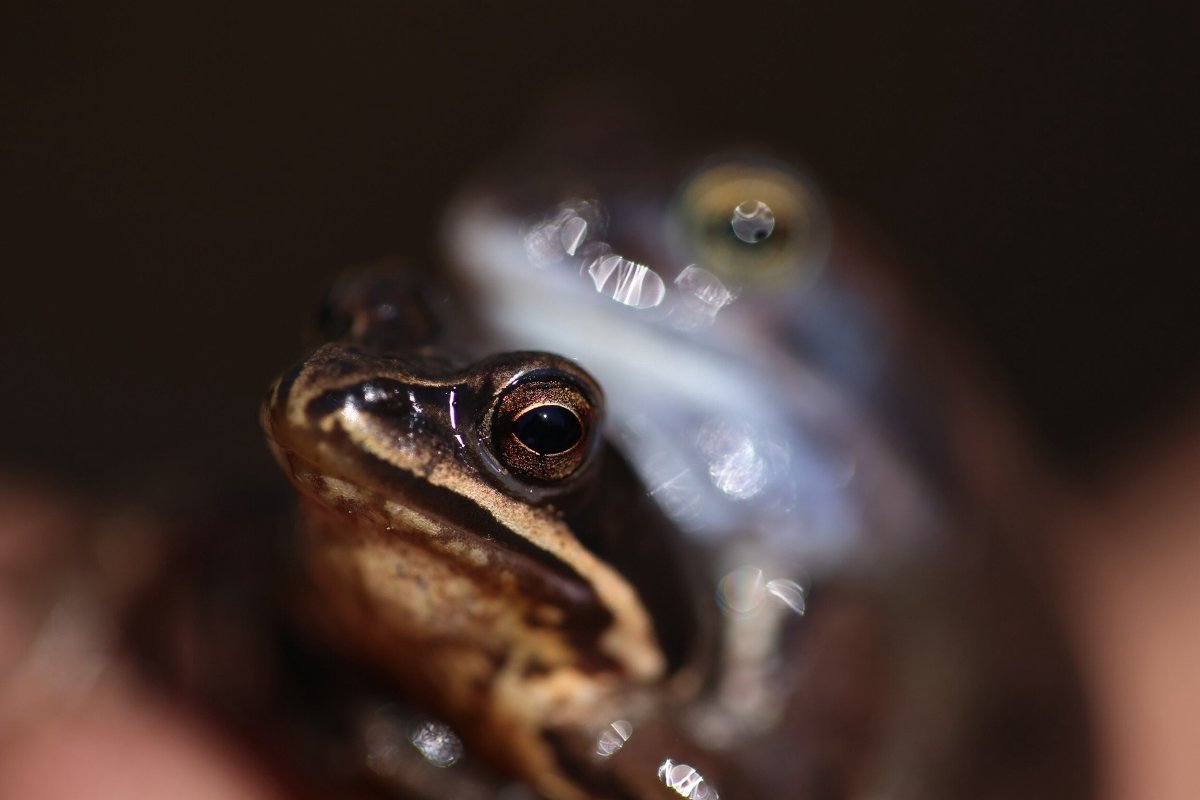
[512,404,583,455]
[490,373,597,483]
[673,161,828,287]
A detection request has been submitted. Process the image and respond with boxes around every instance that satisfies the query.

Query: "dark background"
[2,2,1195,492]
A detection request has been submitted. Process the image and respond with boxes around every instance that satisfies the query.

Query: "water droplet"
[673,265,736,327]
[586,254,666,309]
[560,215,588,256]
[710,442,766,498]
[658,759,719,799]
[766,578,807,615]
[594,719,634,757]
[730,199,775,244]
[409,718,463,767]
[698,419,767,500]
[716,566,766,618]
[523,200,604,267]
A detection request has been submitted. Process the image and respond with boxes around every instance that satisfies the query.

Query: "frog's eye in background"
[490,373,597,483]
[673,161,829,288]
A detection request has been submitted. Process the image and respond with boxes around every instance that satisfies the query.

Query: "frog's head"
[264,343,607,510]
[262,271,702,797]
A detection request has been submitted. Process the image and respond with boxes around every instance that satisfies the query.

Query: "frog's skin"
[263,274,705,800]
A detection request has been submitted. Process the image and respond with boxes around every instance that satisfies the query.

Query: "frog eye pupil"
[513,405,582,455]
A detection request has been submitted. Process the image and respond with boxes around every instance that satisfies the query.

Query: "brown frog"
[262,272,712,799]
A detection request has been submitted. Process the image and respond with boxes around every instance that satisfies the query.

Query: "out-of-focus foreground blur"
[1,3,1196,799]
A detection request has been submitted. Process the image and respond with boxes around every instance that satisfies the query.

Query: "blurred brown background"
[1,1,1195,491]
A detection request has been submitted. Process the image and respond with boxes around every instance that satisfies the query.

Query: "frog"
[251,145,1094,800]
[444,151,943,582]
[262,271,725,799]
[253,151,964,800]
[440,151,950,774]
[0,119,1091,798]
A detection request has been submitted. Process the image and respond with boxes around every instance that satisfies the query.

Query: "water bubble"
[697,419,768,500]
[766,578,807,616]
[594,719,634,758]
[730,199,775,244]
[658,759,719,799]
[673,264,736,327]
[586,254,667,309]
[409,718,464,767]
[560,215,588,256]
[523,200,603,267]
[716,566,766,618]
[709,440,766,499]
